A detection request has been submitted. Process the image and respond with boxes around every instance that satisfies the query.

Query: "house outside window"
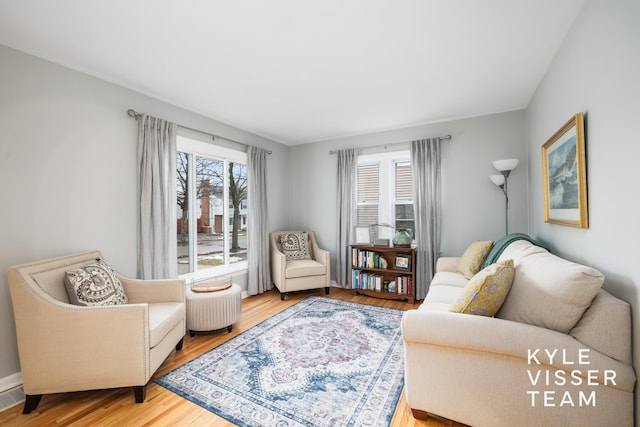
[176,134,248,279]
[357,150,414,242]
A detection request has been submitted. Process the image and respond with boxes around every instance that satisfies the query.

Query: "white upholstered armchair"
[7,251,186,414]
[270,230,330,300]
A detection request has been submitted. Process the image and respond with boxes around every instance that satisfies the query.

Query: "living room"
[0,0,638,425]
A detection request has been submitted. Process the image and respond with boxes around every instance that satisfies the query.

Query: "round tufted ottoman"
[185,282,242,336]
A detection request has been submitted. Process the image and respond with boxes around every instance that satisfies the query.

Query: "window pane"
[228,161,248,265]
[395,203,415,238]
[195,156,225,272]
[176,151,190,275]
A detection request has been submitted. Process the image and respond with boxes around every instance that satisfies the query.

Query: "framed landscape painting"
[542,112,589,228]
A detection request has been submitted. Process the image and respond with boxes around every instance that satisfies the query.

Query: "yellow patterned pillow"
[456,240,494,279]
[450,259,515,316]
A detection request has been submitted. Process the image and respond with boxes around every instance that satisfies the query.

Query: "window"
[176,135,248,279]
[357,151,414,240]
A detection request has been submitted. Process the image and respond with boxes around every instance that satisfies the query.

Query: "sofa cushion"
[64,259,128,306]
[456,240,493,279]
[424,283,465,305]
[430,271,469,288]
[285,259,326,278]
[148,302,185,348]
[279,231,311,260]
[496,240,604,333]
[449,259,515,316]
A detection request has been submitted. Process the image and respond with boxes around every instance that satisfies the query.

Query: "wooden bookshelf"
[351,244,416,304]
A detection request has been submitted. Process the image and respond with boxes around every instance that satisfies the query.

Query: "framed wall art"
[541,112,589,228]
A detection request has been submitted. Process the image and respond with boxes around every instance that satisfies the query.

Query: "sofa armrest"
[119,275,185,304]
[436,257,460,273]
[402,310,636,392]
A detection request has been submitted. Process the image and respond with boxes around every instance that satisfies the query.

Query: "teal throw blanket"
[481,233,549,269]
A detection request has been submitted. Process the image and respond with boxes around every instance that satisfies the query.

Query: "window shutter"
[357,164,379,203]
[395,162,412,201]
[357,164,379,227]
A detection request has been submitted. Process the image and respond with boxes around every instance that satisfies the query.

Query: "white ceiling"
[0,0,585,145]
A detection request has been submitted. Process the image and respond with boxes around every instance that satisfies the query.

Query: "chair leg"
[280,292,285,301]
[227,325,233,333]
[133,385,146,403]
[325,287,330,295]
[175,337,184,351]
[22,394,42,414]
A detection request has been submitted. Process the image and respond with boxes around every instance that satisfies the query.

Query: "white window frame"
[177,134,248,282]
[357,150,413,241]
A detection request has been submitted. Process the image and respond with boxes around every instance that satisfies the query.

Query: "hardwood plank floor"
[0,287,459,426]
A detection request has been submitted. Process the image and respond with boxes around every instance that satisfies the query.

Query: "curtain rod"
[127,109,272,155]
[328,134,451,155]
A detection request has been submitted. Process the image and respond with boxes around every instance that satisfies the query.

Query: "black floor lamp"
[490,158,519,235]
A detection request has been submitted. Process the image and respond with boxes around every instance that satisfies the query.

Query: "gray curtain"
[411,138,441,300]
[247,146,271,295]
[137,114,177,279]
[335,148,357,287]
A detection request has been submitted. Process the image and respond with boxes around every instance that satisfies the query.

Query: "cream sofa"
[8,251,186,413]
[270,230,330,300]
[402,238,636,427]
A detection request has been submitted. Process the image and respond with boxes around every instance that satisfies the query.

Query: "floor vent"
[0,385,25,412]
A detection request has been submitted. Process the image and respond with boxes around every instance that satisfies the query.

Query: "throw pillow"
[279,231,311,260]
[495,240,605,334]
[450,259,515,316]
[64,259,128,306]
[456,240,494,279]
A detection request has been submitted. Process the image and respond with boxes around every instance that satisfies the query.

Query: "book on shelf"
[395,276,412,295]
[352,247,384,269]
[351,270,384,291]
[352,269,412,295]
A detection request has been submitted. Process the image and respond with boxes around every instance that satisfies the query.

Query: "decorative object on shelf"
[387,280,396,292]
[368,223,395,244]
[542,112,588,228]
[354,226,370,244]
[373,238,390,247]
[490,158,519,234]
[392,229,413,247]
[379,257,388,269]
[394,254,412,271]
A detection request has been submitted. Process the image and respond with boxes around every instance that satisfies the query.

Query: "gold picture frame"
[542,112,588,228]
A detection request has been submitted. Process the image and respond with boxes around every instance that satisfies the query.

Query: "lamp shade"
[489,174,505,186]
[493,158,519,172]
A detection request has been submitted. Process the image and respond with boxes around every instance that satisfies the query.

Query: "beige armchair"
[270,230,330,300]
[7,250,186,414]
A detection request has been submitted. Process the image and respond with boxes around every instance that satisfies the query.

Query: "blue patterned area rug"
[157,296,405,427]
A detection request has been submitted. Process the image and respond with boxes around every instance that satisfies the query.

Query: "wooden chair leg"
[22,394,42,414]
[133,385,146,403]
[325,287,330,295]
[280,292,285,301]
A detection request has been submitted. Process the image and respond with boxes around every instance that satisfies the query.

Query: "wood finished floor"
[0,287,461,427]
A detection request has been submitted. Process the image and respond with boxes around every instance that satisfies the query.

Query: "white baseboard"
[0,372,22,393]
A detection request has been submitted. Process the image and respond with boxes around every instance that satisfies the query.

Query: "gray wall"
[289,110,528,283]
[0,44,289,382]
[525,0,639,417]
